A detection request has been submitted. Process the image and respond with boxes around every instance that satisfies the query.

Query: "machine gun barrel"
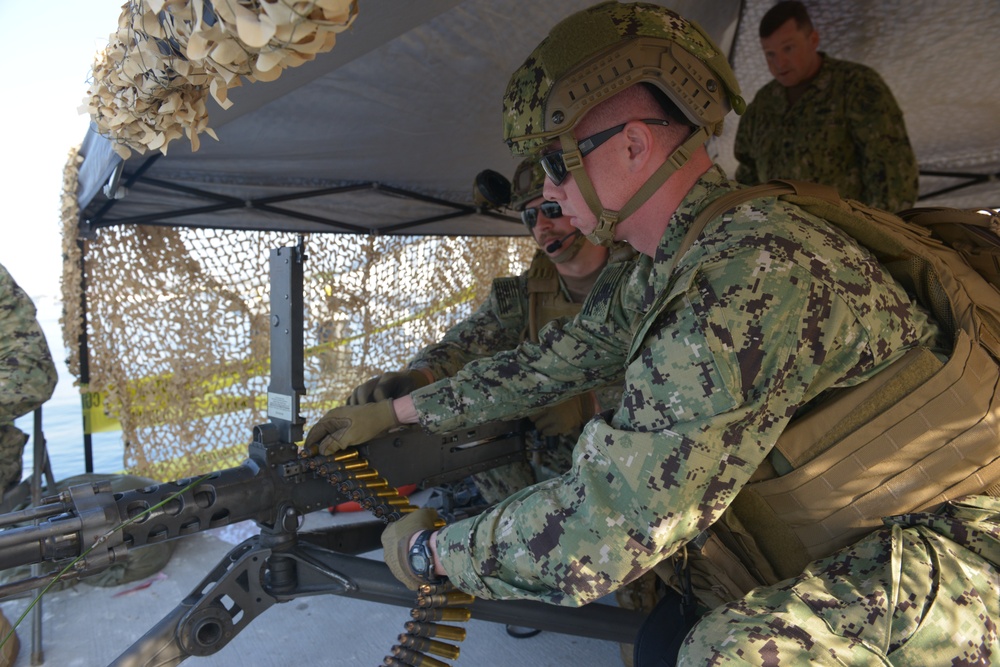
[0,454,290,590]
[0,245,556,665]
[0,500,71,528]
[0,416,527,600]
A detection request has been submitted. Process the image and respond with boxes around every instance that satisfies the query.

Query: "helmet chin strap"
[559,126,711,247]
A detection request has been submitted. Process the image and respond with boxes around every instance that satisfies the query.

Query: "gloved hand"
[381,507,442,590]
[347,369,431,405]
[529,393,596,437]
[303,399,399,455]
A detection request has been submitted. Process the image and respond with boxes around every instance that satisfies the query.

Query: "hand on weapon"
[529,393,595,437]
[382,507,443,591]
[303,399,399,455]
[347,369,431,405]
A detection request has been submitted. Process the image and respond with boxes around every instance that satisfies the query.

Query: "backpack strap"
[899,207,1000,230]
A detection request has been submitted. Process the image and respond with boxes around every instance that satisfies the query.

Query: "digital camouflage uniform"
[407,249,620,503]
[0,263,57,494]
[414,165,944,603]
[407,167,1000,662]
[734,54,919,212]
[682,495,1000,665]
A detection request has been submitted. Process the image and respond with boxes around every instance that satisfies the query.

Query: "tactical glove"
[529,393,595,437]
[382,507,442,590]
[303,399,399,455]
[347,369,431,405]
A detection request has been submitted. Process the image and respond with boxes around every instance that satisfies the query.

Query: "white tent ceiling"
[75,0,1000,240]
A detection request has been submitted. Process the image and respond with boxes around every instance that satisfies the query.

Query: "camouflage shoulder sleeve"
[579,259,635,322]
[0,264,57,424]
[407,275,528,380]
[489,277,526,325]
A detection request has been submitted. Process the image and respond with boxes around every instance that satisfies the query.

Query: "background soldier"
[306,3,999,664]
[0,263,56,501]
[0,262,57,667]
[734,0,919,211]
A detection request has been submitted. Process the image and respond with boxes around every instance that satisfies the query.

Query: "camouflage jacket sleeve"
[840,61,919,212]
[405,273,531,381]
[433,181,942,606]
[0,264,57,425]
[410,258,641,433]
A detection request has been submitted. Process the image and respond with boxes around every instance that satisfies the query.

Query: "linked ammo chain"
[300,449,474,666]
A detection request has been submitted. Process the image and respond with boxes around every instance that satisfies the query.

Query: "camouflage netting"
[85,0,360,158]
[61,150,534,480]
[58,0,537,481]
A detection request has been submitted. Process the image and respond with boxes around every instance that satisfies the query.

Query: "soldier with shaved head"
[306,3,1000,664]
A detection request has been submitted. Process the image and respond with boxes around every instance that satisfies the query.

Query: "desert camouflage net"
[85,0,359,159]
[59,165,534,480]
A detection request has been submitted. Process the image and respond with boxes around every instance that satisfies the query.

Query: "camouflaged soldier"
[0,263,57,500]
[305,3,1000,665]
[734,1,919,211]
[345,158,616,503]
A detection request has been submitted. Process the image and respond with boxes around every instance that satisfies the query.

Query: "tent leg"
[30,407,49,665]
[77,238,94,474]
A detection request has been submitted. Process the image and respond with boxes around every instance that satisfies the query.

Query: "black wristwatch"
[408,530,445,584]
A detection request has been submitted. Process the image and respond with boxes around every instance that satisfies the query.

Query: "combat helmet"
[512,157,588,262]
[471,158,544,212]
[503,1,745,246]
[509,157,546,211]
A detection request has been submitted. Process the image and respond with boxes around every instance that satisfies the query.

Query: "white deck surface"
[1,494,628,667]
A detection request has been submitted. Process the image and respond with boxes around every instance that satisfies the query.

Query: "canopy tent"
[74,0,1000,241]
[62,0,1000,480]
[73,0,742,239]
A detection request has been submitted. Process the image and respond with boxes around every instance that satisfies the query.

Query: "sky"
[0,1,131,472]
[0,0,127,312]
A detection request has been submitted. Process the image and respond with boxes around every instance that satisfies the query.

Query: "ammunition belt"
[302,449,473,666]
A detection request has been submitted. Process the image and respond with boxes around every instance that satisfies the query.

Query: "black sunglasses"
[520,201,563,230]
[539,118,671,185]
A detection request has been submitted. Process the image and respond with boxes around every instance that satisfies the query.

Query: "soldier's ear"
[623,120,657,172]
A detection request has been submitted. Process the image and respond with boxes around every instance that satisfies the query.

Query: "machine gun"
[0,242,646,666]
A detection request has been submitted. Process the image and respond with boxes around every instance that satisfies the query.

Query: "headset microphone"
[546,230,582,253]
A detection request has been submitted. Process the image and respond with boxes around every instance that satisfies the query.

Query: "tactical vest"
[673,181,1000,609]
[495,250,583,343]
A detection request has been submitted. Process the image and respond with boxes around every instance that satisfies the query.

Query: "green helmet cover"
[503,1,745,156]
[509,157,547,211]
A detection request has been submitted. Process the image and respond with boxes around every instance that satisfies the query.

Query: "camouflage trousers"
[678,496,1000,666]
[0,425,27,494]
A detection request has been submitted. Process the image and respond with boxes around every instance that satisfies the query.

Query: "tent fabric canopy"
[75,0,742,237]
[76,0,1000,240]
[62,0,1000,481]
